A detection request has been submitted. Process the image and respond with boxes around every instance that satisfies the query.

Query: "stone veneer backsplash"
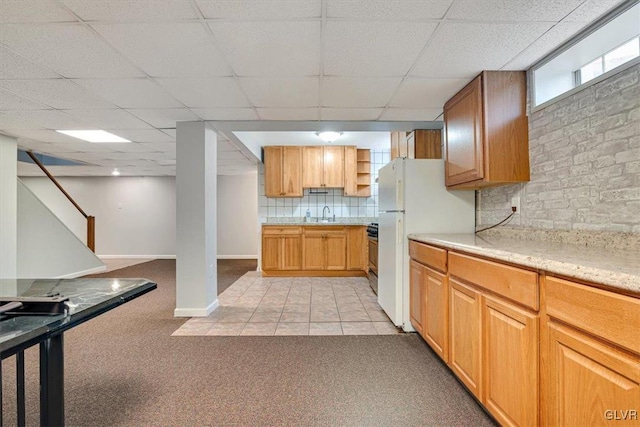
[478,62,640,233]
[258,149,390,219]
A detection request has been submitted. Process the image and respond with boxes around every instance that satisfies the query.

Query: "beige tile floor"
[172,272,401,336]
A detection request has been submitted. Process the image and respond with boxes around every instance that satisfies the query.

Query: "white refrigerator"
[377,158,475,331]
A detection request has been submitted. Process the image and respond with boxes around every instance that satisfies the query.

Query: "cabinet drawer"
[262,226,301,235]
[304,226,345,236]
[545,276,640,354]
[449,252,538,311]
[409,240,447,273]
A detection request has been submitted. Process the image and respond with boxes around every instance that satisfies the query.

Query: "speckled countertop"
[407,233,640,295]
[263,217,376,226]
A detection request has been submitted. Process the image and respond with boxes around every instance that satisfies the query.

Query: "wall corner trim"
[174,299,219,318]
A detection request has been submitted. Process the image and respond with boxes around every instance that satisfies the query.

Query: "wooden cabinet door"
[302,146,323,187]
[262,235,281,270]
[302,234,325,270]
[343,146,358,196]
[483,296,538,427]
[449,278,483,399]
[409,260,424,335]
[325,233,347,270]
[281,235,301,270]
[346,226,366,271]
[444,75,484,187]
[424,267,448,362]
[264,146,283,197]
[282,146,302,197]
[415,130,442,159]
[547,322,640,427]
[323,146,344,188]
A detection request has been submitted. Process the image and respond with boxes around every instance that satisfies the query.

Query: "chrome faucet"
[322,206,331,221]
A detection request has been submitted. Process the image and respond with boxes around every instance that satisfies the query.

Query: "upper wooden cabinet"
[444,71,529,189]
[302,146,344,188]
[409,130,442,159]
[263,146,303,197]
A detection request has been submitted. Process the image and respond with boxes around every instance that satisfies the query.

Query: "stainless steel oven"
[366,223,378,295]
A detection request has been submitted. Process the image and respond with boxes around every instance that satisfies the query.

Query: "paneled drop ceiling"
[0,0,626,176]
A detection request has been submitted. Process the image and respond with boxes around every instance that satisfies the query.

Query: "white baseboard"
[57,265,107,279]
[99,255,176,259]
[174,299,219,317]
[217,255,258,259]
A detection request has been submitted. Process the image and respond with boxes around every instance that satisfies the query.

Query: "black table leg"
[17,350,26,427]
[40,333,64,427]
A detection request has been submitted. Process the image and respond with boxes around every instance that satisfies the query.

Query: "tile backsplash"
[258,149,390,219]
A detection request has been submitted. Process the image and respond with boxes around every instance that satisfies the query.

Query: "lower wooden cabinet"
[303,228,346,270]
[449,278,483,399]
[409,260,424,335]
[261,227,302,271]
[424,267,447,362]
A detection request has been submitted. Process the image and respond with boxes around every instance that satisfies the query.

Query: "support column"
[175,122,218,317]
[0,134,17,279]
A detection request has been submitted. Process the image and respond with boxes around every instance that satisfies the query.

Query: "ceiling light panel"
[320,108,384,121]
[61,0,199,21]
[156,78,250,108]
[63,109,153,130]
[0,46,60,79]
[0,24,143,78]
[256,108,320,121]
[379,108,444,121]
[126,108,199,128]
[239,77,319,108]
[0,0,76,23]
[107,129,175,143]
[0,80,116,109]
[209,22,321,76]
[9,129,92,144]
[324,22,438,76]
[0,89,50,110]
[410,22,552,78]
[191,108,259,121]
[322,77,402,108]
[326,0,454,19]
[92,23,232,78]
[73,79,182,109]
[196,0,321,19]
[447,0,584,22]
[57,130,131,143]
[390,78,470,109]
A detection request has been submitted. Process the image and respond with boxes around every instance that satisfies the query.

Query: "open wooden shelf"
[356,148,371,197]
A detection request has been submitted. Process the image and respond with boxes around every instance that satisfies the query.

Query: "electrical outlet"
[511,196,520,213]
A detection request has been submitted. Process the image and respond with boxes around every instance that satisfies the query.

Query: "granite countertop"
[263,217,376,226]
[407,233,640,295]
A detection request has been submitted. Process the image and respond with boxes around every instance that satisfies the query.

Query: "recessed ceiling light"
[111,168,121,176]
[56,130,131,143]
[316,131,343,143]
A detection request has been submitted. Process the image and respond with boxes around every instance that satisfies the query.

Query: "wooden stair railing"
[26,151,96,252]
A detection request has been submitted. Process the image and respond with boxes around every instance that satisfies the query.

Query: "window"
[533,2,640,107]
[576,37,640,85]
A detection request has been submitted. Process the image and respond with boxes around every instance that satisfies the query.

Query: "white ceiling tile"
[61,0,199,21]
[327,0,454,19]
[256,108,319,120]
[217,140,240,152]
[379,108,443,121]
[0,110,92,130]
[448,0,584,21]
[91,142,158,153]
[64,109,153,130]
[411,22,552,77]
[240,77,319,107]
[390,78,469,108]
[140,142,176,153]
[209,21,320,76]
[324,22,438,76]
[322,77,401,108]
[502,22,587,70]
[106,129,175,142]
[191,108,258,121]
[161,128,176,138]
[563,0,627,22]
[320,108,383,120]
[218,151,250,160]
[44,141,117,153]
[92,23,232,77]
[156,78,250,108]
[0,24,143,78]
[73,79,182,109]
[0,46,60,79]
[9,129,89,143]
[196,0,321,19]
[0,89,50,110]
[0,0,76,23]
[126,108,198,128]
[0,80,117,109]
[16,138,59,152]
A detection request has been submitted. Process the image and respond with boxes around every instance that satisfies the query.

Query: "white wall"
[217,173,258,258]
[21,176,176,258]
[0,134,17,279]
